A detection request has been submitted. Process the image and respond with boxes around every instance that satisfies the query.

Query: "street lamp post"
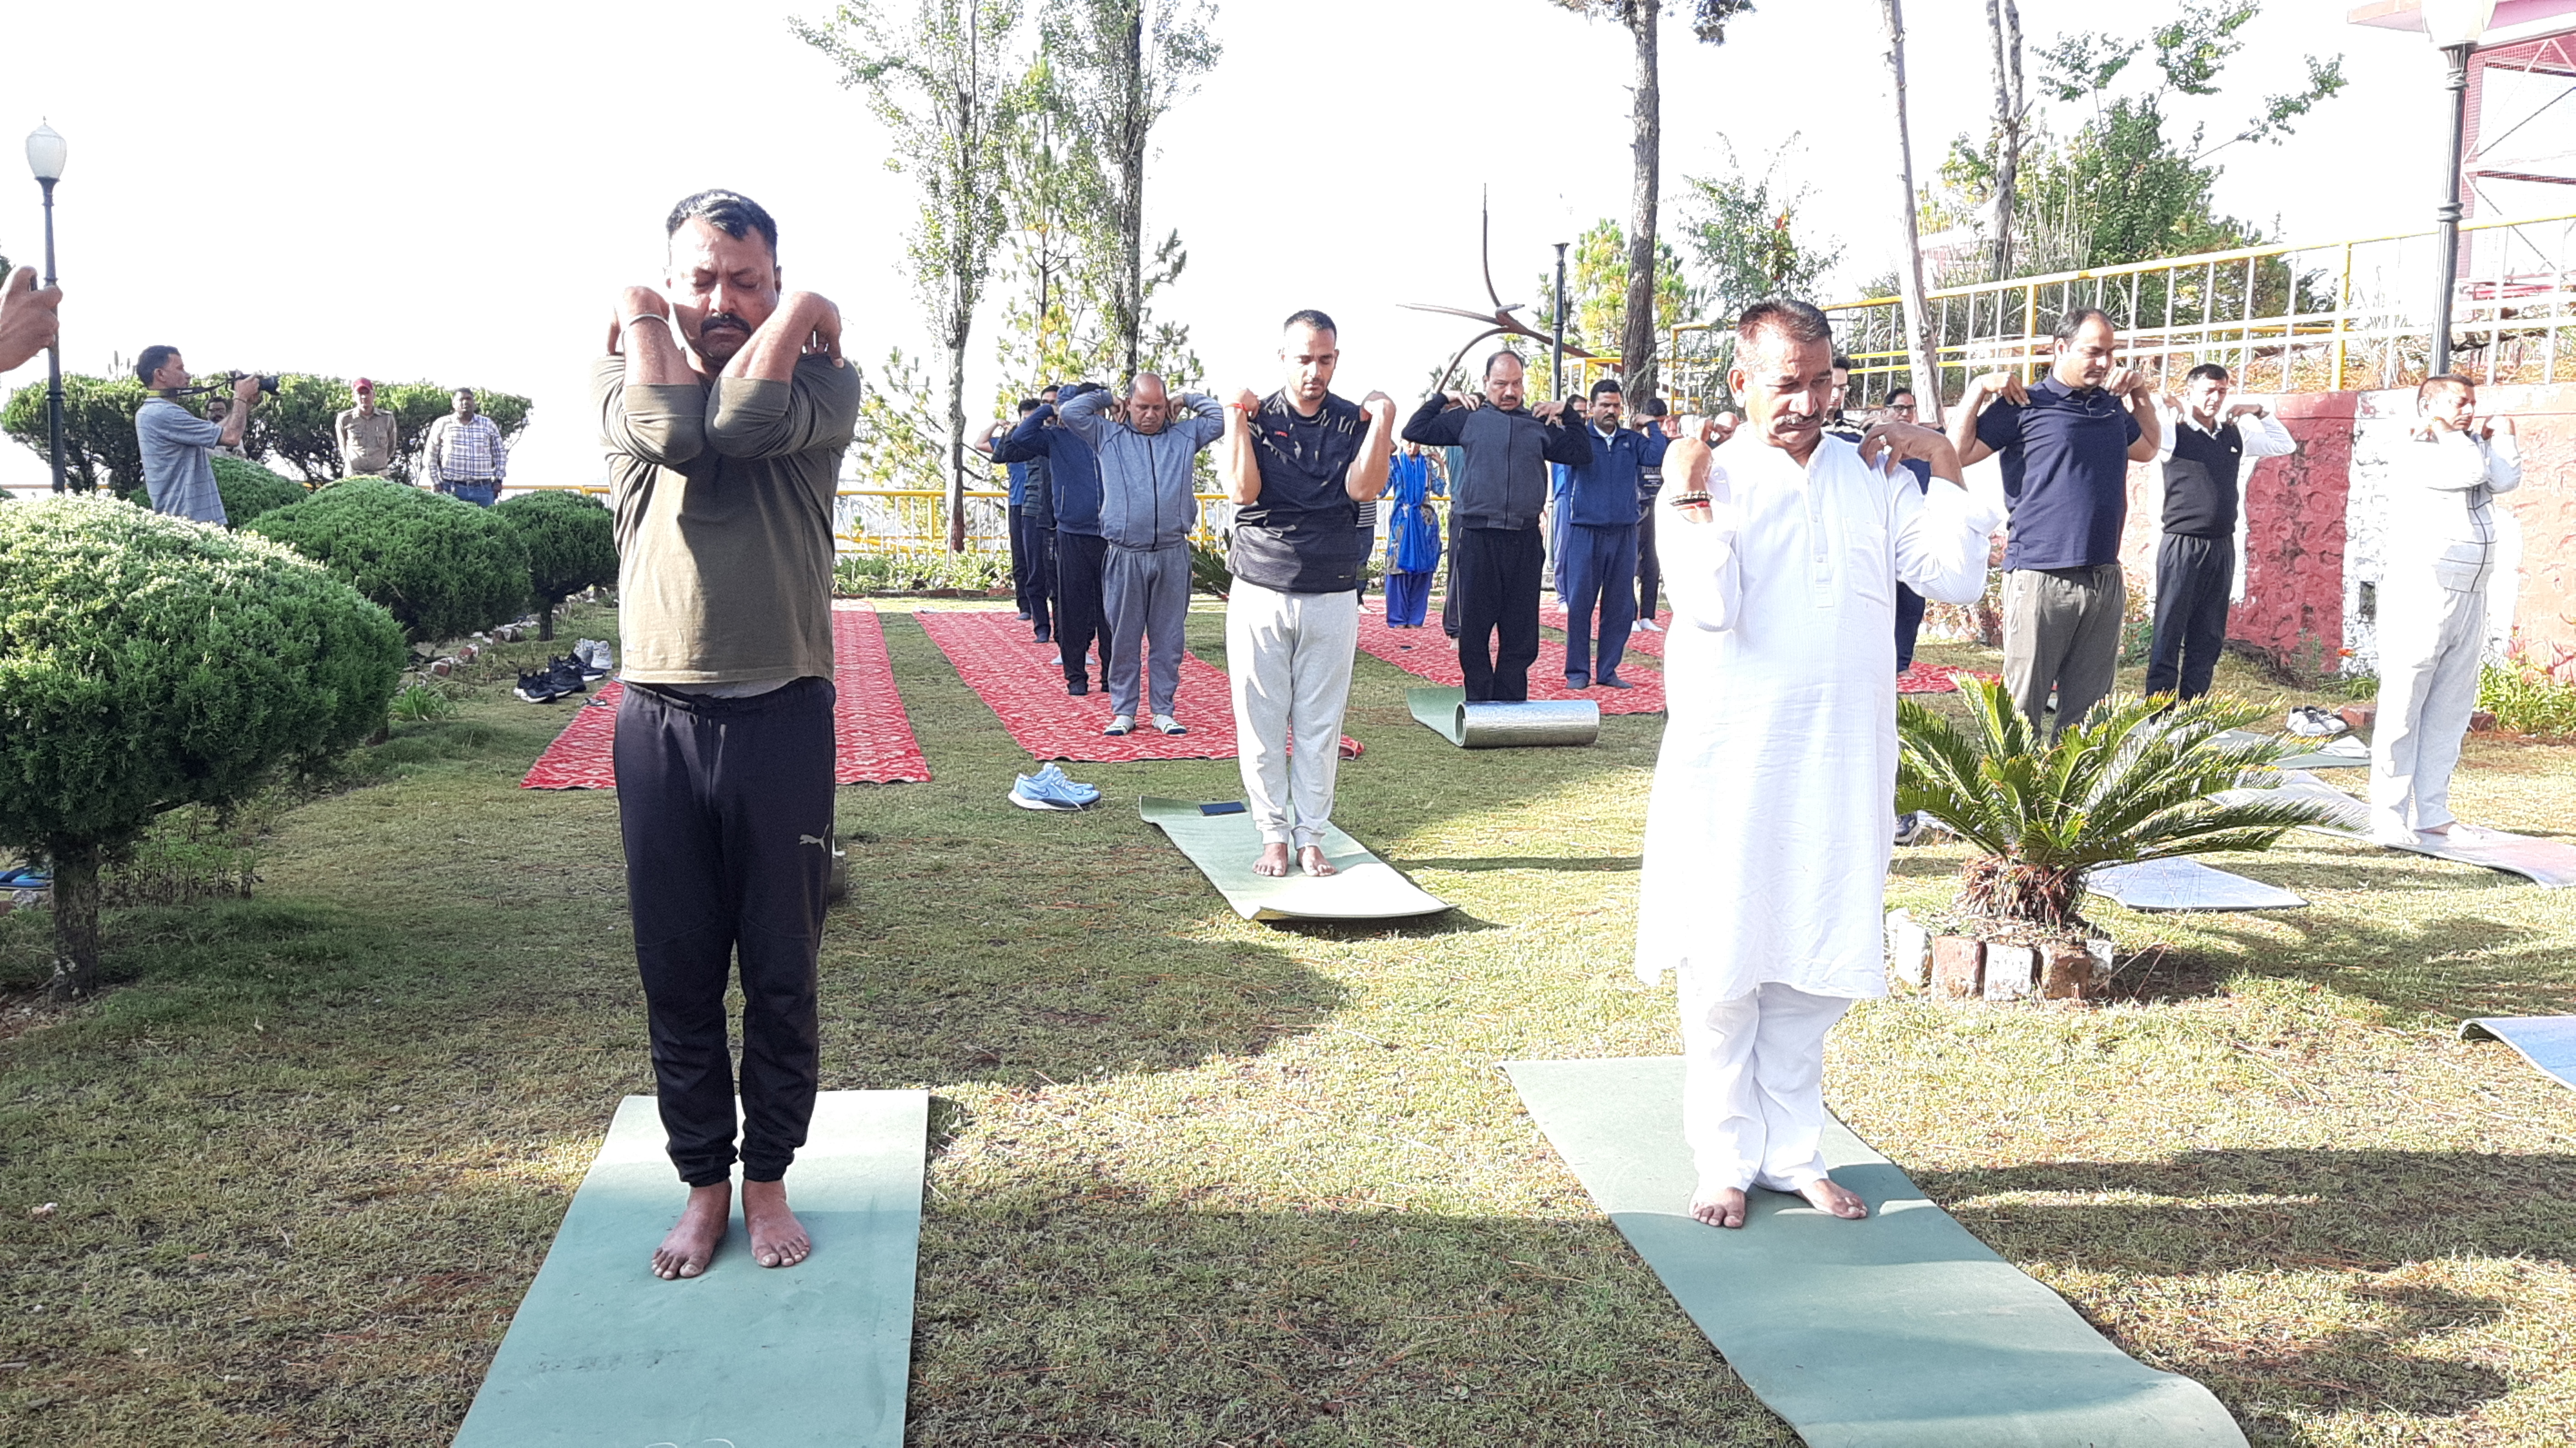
[25,122,67,493]
[2422,0,2494,377]
[1550,241,1570,402]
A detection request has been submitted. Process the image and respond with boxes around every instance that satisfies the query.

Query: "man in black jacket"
[1401,352,1591,701]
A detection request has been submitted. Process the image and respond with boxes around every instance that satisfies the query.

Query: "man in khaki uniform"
[335,377,399,476]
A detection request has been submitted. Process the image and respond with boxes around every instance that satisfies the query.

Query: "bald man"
[1058,374,1226,734]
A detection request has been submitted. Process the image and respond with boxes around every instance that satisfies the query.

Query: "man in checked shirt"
[425,387,508,504]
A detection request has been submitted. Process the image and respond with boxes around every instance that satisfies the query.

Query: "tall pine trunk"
[1987,0,2024,284]
[1620,0,1663,408]
[1117,4,1147,379]
[46,841,100,1002]
[948,269,972,552]
[1879,0,1942,424]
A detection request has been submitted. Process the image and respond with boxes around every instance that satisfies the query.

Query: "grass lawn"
[3,598,2572,1446]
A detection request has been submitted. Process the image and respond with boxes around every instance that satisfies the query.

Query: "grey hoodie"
[1058,387,1224,549]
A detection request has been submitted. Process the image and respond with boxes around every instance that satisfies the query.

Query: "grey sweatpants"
[1104,542,1192,719]
[2002,564,2127,734]
[1226,580,1358,849]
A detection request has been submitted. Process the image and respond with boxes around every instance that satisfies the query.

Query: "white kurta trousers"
[1226,580,1358,848]
[1680,978,1853,1195]
[2370,580,2487,839]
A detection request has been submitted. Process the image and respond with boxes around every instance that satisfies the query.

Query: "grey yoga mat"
[1504,1057,2248,1448]
[2220,770,2576,887]
[2088,857,2306,912]
[1138,796,1449,921]
[1406,686,1600,748]
[453,1091,928,1448]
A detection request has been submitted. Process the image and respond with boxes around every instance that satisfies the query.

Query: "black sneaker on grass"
[547,655,589,697]
[513,669,560,704]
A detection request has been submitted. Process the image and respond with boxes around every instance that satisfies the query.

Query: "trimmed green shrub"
[493,490,617,639]
[247,478,531,644]
[212,457,305,528]
[0,497,405,996]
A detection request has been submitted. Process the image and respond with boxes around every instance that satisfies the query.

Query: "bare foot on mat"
[1298,845,1338,877]
[1690,1185,1748,1229]
[743,1178,811,1268]
[1797,1176,1869,1220]
[1254,842,1292,877]
[653,1181,730,1280]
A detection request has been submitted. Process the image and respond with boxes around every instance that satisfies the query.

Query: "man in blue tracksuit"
[995,383,1112,694]
[1057,376,1224,734]
[1557,376,1661,689]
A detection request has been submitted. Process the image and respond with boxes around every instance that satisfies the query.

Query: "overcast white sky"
[0,0,2472,494]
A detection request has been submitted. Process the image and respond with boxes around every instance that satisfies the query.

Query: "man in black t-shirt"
[1222,309,1397,878]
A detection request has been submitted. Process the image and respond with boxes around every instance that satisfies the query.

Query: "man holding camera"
[133,344,260,525]
[426,388,508,504]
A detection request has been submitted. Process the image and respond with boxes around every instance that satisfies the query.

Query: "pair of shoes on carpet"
[571,639,614,679]
[514,655,593,704]
[1011,764,1100,811]
[1105,714,1190,738]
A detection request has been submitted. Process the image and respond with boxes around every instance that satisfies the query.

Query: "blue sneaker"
[1010,774,1082,811]
[0,866,49,888]
[1032,764,1100,804]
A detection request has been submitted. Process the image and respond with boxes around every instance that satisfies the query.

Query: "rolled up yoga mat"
[1407,686,1600,749]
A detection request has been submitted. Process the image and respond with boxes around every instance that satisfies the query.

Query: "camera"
[222,372,282,396]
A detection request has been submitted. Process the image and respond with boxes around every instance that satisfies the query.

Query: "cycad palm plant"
[1897,681,2345,930]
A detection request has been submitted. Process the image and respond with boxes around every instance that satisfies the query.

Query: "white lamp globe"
[2421,0,2497,50]
[25,121,66,184]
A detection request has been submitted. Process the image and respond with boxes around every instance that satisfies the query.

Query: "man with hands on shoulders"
[1400,351,1594,703]
[1949,307,2160,735]
[593,188,859,1287]
[2141,363,2296,700]
[1223,308,1396,879]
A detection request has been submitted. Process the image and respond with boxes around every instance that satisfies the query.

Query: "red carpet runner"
[519,608,931,789]
[1541,601,1673,658]
[1355,608,1665,714]
[915,608,1358,764]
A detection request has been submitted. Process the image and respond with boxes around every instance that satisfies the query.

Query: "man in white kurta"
[1635,301,2000,1230]
[2370,376,2521,847]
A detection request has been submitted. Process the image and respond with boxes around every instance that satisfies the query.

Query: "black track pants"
[614,677,835,1187]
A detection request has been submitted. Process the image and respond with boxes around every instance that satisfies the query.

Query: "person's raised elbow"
[620,404,707,466]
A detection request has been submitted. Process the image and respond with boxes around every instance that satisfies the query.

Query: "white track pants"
[1226,580,1358,849]
[2370,581,2486,837]
[1680,978,1853,1196]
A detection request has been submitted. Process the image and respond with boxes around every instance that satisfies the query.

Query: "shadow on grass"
[1914,1148,2571,1429]
[905,1195,1797,1448]
[2165,908,2576,1018]
[1406,855,1642,874]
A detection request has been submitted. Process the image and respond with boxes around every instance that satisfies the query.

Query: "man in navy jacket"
[995,383,1113,694]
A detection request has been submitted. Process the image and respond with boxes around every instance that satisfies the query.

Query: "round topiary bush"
[212,457,305,529]
[247,477,531,644]
[0,498,406,997]
[492,489,618,639]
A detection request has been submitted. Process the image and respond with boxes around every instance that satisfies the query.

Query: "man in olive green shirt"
[595,188,857,1283]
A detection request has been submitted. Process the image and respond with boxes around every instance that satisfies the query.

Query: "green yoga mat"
[1505,1058,2247,1448]
[453,1091,928,1448]
[1139,795,1449,921]
[1406,686,1600,748]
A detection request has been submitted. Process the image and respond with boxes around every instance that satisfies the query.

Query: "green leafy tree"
[992,70,1115,404]
[247,478,532,644]
[799,0,1030,550]
[0,498,405,997]
[1,374,146,496]
[211,458,303,528]
[1546,0,1754,405]
[1532,220,1696,400]
[493,490,618,639]
[1671,145,1843,407]
[1896,680,2338,929]
[1936,0,2347,274]
[1041,0,1221,381]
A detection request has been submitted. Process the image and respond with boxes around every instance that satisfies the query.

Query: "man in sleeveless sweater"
[2143,364,2294,699]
